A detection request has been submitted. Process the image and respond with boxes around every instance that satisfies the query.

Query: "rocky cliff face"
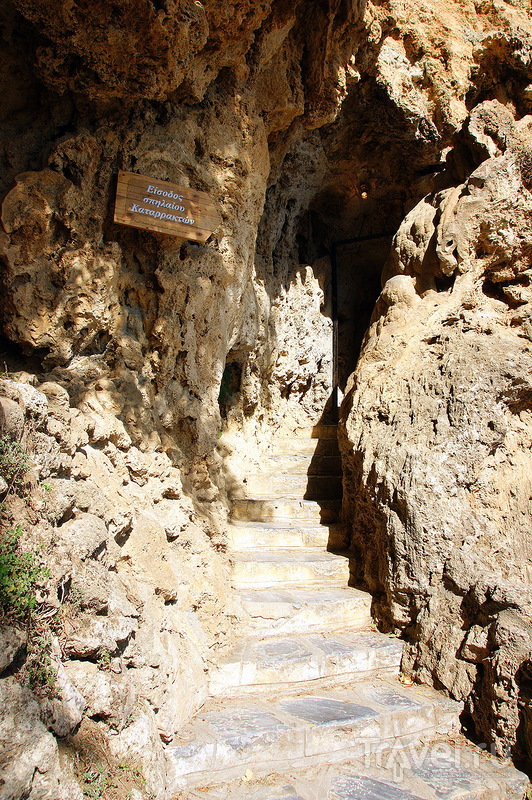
[341,99,532,763]
[0,0,531,796]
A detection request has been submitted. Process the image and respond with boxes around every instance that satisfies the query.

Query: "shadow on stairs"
[165,424,529,800]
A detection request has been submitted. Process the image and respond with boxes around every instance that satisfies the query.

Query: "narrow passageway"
[165,425,527,798]
[332,232,394,393]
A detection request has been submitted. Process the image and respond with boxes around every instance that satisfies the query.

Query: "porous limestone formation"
[341,100,532,762]
[0,376,234,796]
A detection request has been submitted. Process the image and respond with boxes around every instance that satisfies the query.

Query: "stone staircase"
[166,426,528,799]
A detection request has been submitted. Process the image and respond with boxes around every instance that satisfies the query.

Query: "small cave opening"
[0,333,50,376]
[255,89,448,426]
[516,659,532,777]
[218,356,243,421]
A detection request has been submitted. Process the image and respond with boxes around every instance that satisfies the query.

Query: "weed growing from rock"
[68,722,155,800]
[76,759,155,800]
[0,523,57,694]
[0,524,49,621]
[97,648,113,670]
[0,431,56,690]
[24,627,57,694]
[0,436,30,497]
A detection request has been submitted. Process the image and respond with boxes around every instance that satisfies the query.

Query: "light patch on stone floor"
[280,697,377,726]
[412,752,493,798]
[328,775,426,800]
[309,637,357,656]
[247,786,307,800]
[256,639,314,665]
[364,688,424,710]
[202,707,289,750]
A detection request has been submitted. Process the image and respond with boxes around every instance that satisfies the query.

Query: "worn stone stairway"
[166,426,528,799]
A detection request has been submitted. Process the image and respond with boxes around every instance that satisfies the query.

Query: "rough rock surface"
[0,677,82,800]
[0,375,234,796]
[341,101,532,762]
[0,0,531,796]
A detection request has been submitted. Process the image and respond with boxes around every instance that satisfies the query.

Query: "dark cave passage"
[332,232,394,392]
[295,191,399,401]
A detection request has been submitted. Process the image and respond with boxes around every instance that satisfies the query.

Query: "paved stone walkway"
[167,426,528,799]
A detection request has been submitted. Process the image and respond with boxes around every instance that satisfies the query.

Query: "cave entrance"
[331,231,394,404]
[296,188,399,420]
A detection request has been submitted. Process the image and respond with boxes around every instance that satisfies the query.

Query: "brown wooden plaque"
[114,170,222,241]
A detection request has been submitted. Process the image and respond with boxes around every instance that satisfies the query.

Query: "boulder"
[0,677,76,799]
[0,396,24,441]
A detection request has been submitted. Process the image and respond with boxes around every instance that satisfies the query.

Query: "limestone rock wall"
[0,0,531,795]
[0,374,236,797]
[341,101,532,761]
[0,1,367,796]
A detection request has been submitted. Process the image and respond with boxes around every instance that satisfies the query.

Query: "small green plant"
[64,585,85,611]
[0,526,55,693]
[0,525,49,621]
[0,428,59,697]
[97,648,113,670]
[0,437,30,496]
[72,746,152,800]
[80,761,110,799]
[25,629,57,694]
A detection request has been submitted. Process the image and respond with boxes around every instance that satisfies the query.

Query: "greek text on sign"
[114,170,221,241]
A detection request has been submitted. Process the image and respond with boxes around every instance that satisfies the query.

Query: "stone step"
[209,631,403,696]
[232,498,341,524]
[230,474,342,501]
[267,453,343,476]
[232,549,350,588]
[274,438,340,457]
[183,740,529,800]
[166,678,461,789]
[227,521,349,551]
[238,586,372,636]
[277,425,338,440]
[306,425,338,439]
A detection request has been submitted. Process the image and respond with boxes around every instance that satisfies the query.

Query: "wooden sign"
[114,170,221,241]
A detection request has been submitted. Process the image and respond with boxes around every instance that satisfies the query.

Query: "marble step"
[266,453,343,476]
[232,549,350,588]
[166,678,461,789]
[275,437,340,457]
[304,425,338,439]
[230,474,342,501]
[278,425,338,440]
[209,631,403,696]
[238,586,372,636]
[232,498,341,524]
[227,521,349,551]
[183,741,529,800]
